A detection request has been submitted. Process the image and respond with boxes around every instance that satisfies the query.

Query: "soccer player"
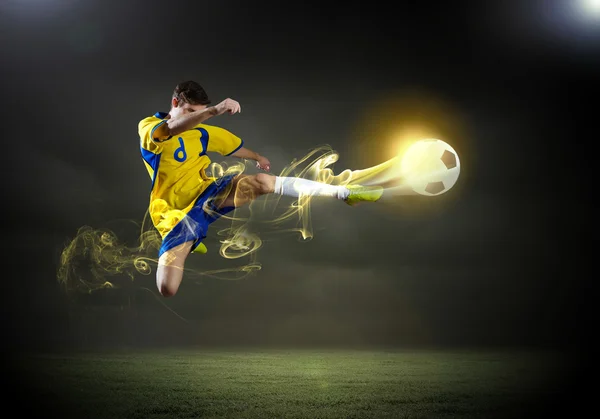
[139,81,383,297]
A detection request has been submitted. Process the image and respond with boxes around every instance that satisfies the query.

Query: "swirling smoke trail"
[57,145,412,294]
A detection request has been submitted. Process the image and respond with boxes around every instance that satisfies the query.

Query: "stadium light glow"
[582,0,600,14]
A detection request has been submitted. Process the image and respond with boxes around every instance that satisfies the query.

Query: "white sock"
[273,176,349,200]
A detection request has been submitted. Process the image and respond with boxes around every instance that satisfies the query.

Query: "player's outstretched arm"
[161,98,241,138]
[230,147,271,172]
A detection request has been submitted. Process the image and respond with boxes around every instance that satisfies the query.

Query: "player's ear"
[172,97,179,108]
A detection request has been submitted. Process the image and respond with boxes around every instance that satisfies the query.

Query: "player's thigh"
[156,240,193,297]
[216,174,252,209]
[217,174,275,209]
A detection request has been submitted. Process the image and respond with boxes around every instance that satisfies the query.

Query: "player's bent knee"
[155,241,191,298]
[158,281,178,298]
[254,173,275,195]
[156,265,183,298]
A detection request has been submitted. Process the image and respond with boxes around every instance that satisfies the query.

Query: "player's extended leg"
[156,240,194,297]
[216,173,384,209]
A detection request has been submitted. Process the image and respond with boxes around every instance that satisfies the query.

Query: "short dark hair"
[172,80,211,105]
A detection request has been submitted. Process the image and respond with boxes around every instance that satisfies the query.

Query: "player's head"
[170,80,211,117]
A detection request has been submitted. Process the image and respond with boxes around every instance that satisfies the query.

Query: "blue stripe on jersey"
[140,146,161,190]
[196,127,209,156]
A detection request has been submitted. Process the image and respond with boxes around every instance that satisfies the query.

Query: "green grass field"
[10,348,570,418]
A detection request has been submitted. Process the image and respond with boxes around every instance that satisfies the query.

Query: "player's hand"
[256,155,271,172]
[214,98,241,115]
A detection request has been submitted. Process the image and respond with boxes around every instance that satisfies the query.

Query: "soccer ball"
[399,139,460,196]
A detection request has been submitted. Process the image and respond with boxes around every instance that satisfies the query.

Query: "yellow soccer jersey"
[138,112,243,237]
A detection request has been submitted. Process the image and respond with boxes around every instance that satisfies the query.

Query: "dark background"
[0,0,594,364]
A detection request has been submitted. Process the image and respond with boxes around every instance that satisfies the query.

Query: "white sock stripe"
[274,176,283,195]
[273,177,348,200]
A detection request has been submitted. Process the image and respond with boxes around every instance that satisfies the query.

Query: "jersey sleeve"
[205,125,244,156]
[138,116,170,153]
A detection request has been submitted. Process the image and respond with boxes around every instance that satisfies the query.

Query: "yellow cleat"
[344,184,384,206]
[192,242,208,254]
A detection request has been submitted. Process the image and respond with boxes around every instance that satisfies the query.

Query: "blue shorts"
[158,175,236,257]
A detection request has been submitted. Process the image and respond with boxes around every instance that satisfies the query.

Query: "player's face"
[170,98,208,119]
